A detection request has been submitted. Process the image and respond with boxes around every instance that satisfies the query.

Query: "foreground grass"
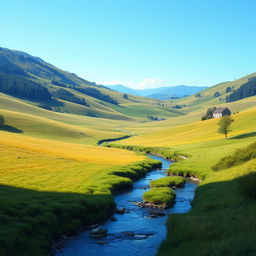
[158,159,256,256]
[0,131,161,255]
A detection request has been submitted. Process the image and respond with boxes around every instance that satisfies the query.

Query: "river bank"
[56,155,197,256]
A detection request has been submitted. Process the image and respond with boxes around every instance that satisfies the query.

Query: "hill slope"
[0,47,183,121]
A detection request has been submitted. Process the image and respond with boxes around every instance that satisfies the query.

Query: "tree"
[123,93,128,99]
[218,116,233,139]
[225,86,232,93]
[195,93,202,98]
[201,107,216,121]
[0,115,4,125]
[213,91,221,97]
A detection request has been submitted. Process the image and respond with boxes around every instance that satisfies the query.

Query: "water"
[57,155,197,256]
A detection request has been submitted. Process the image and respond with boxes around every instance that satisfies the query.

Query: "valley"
[0,47,256,256]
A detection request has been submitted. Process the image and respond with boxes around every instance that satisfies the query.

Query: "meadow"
[110,104,256,255]
[0,128,161,255]
[1,71,256,255]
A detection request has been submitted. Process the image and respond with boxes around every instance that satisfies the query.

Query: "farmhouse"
[213,107,231,118]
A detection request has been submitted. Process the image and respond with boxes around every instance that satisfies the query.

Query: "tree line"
[69,86,118,105]
[0,73,51,100]
[226,77,256,102]
[52,88,89,107]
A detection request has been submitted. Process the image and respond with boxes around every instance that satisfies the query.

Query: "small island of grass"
[143,187,176,207]
[150,176,185,188]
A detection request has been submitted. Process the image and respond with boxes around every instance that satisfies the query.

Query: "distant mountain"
[105,84,207,100]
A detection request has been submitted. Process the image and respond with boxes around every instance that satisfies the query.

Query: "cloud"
[100,78,166,89]
[136,78,165,89]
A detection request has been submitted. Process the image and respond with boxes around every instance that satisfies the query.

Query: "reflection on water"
[57,155,197,256]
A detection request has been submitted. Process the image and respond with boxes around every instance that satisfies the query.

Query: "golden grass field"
[0,130,145,193]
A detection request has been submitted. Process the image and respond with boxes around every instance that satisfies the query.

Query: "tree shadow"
[230,131,256,140]
[0,125,23,133]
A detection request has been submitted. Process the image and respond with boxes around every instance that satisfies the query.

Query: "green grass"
[105,104,256,255]
[103,143,188,161]
[212,141,256,170]
[0,129,161,255]
[143,187,176,206]
[158,159,256,256]
[150,176,185,188]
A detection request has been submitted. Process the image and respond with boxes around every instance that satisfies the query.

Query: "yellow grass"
[121,106,256,147]
[0,131,144,193]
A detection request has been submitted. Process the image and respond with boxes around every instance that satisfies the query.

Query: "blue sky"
[1,0,256,89]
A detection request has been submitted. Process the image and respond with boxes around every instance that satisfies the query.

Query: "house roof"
[213,107,229,114]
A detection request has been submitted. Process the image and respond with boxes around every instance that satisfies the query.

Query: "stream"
[56,155,197,256]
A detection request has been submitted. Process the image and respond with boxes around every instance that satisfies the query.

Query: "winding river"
[56,155,197,256]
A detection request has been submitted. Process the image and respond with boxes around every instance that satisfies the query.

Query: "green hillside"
[169,72,256,112]
[1,47,256,256]
[0,47,182,121]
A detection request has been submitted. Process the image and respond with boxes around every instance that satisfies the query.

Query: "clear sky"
[1,0,256,89]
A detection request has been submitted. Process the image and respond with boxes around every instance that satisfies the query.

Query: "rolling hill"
[0,47,183,121]
[169,72,256,113]
[1,46,256,256]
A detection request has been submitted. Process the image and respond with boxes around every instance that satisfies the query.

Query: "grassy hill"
[169,72,256,113]
[1,47,256,255]
[0,47,183,121]
[109,99,256,255]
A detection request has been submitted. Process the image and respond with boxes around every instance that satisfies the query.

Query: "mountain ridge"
[105,84,207,100]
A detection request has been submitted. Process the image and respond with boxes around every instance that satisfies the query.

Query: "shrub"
[212,142,256,170]
[0,115,4,125]
[37,104,52,111]
[213,91,221,97]
[201,107,216,121]
[143,187,176,206]
[150,176,185,188]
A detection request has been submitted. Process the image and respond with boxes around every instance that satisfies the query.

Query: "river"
[56,155,197,256]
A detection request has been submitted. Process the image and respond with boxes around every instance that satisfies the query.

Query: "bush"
[201,107,216,121]
[213,91,221,97]
[0,115,4,125]
[37,104,52,111]
[143,187,176,206]
[212,142,256,170]
[103,144,189,162]
[150,176,185,188]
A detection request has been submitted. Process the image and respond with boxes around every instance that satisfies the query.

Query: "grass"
[1,77,256,255]
[103,143,188,161]
[150,176,185,188]
[143,187,176,206]
[0,130,162,255]
[105,103,256,255]
[212,141,256,170]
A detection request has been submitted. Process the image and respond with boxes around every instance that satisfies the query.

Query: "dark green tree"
[218,116,233,139]
[213,91,221,97]
[0,115,4,125]
[225,86,232,93]
[123,93,128,99]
